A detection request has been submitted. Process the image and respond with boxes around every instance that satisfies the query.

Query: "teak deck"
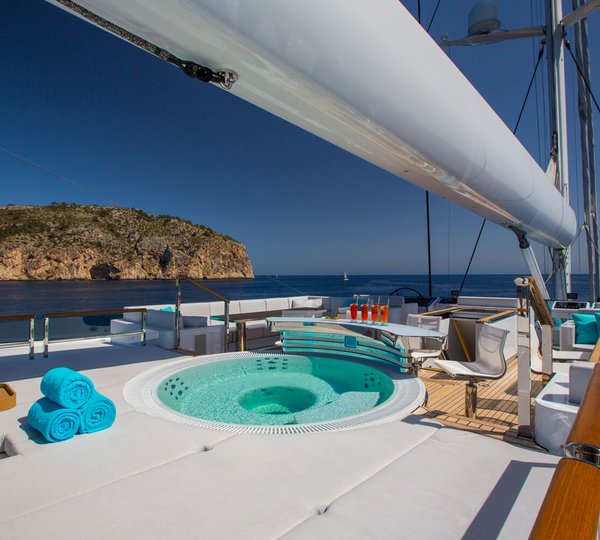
[419,356,545,449]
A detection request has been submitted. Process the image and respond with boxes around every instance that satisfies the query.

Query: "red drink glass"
[371,304,379,324]
[350,303,358,321]
[361,303,369,322]
[380,305,389,324]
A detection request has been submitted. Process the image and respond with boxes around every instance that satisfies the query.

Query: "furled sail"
[47,0,577,248]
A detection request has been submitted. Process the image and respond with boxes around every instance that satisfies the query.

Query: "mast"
[546,0,571,299]
[572,0,599,301]
[446,0,600,300]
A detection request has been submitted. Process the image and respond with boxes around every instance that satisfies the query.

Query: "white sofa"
[112,296,329,353]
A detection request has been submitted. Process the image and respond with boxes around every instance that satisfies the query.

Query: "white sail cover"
[48,0,577,248]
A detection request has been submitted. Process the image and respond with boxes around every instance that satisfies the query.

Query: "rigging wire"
[530,0,543,166]
[53,0,236,90]
[568,40,583,275]
[0,145,118,206]
[413,0,436,296]
[581,224,600,257]
[426,191,432,296]
[540,60,550,162]
[426,0,443,33]
[253,272,308,296]
[545,247,555,285]
[458,39,547,294]
[458,220,486,295]
[565,33,600,280]
[447,201,451,281]
[534,0,549,279]
[565,40,600,114]
[513,40,546,134]
[538,0,550,164]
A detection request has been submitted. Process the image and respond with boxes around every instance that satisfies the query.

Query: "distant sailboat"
[343,272,349,282]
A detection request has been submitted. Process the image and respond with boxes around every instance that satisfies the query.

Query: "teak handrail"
[0,314,35,321]
[178,277,230,303]
[530,363,600,539]
[0,314,35,359]
[529,459,600,540]
[528,277,553,326]
[420,306,464,316]
[420,306,511,317]
[566,363,600,450]
[43,308,147,357]
[44,308,146,318]
[589,337,600,363]
[475,309,516,324]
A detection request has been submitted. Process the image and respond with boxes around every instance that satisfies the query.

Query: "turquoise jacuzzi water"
[157,354,395,426]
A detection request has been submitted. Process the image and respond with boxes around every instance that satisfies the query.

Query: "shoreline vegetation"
[0,203,254,281]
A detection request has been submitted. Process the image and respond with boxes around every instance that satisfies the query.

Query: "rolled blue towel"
[78,391,116,434]
[27,398,81,443]
[40,367,94,408]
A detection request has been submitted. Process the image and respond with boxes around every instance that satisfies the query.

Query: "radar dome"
[468,0,501,36]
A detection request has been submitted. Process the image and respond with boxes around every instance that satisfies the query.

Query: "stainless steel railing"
[176,277,231,352]
[43,308,147,357]
[0,314,35,359]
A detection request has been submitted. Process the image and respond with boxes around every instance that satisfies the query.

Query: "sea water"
[0,274,593,316]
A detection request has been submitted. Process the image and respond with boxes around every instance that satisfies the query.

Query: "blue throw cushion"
[572,313,598,344]
[594,312,600,338]
[160,306,175,312]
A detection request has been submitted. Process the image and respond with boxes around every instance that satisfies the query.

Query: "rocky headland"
[0,204,254,280]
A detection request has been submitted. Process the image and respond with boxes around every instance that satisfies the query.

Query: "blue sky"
[1,1,599,275]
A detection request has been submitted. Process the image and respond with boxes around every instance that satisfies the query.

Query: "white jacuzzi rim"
[123,351,426,435]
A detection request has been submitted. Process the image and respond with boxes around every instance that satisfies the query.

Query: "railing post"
[465,380,478,418]
[235,321,247,352]
[43,315,49,358]
[29,316,35,360]
[175,279,182,349]
[224,300,230,352]
[515,277,533,438]
[540,324,553,385]
[141,310,147,346]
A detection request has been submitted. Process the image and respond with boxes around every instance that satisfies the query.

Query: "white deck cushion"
[0,342,557,540]
[282,428,558,540]
[292,298,323,309]
[238,299,268,313]
[1,418,440,538]
[146,309,176,329]
[265,298,292,311]
[182,315,208,327]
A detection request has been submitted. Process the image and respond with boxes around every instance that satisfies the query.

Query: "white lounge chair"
[434,325,509,418]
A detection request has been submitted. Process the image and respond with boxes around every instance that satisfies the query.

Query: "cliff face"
[0,204,254,280]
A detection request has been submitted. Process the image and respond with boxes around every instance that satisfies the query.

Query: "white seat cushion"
[434,359,501,378]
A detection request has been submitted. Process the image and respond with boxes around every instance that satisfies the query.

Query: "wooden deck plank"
[419,356,545,449]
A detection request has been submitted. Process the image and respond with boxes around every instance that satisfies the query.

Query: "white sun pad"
[0,341,558,539]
